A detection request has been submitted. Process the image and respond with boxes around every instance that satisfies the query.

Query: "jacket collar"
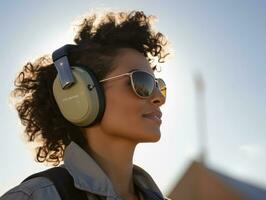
[63,142,164,199]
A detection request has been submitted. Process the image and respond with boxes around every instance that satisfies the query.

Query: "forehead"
[111,48,154,75]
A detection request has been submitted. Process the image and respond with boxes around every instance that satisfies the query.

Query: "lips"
[142,110,162,124]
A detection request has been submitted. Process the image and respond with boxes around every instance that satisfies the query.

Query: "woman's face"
[99,48,165,143]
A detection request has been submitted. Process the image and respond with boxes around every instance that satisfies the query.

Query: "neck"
[83,127,139,199]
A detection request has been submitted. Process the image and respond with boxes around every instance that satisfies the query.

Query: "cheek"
[100,96,161,142]
[101,94,142,133]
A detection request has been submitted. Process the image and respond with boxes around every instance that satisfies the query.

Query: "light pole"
[194,72,208,165]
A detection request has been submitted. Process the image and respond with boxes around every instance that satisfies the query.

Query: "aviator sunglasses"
[99,70,166,98]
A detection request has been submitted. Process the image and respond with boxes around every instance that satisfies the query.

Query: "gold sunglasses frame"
[99,70,166,98]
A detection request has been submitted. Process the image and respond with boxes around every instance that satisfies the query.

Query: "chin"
[146,137,161,143]
[149,133,161,142]
[137,130,161,143]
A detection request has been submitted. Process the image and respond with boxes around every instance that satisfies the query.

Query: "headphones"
[52,44,105,127]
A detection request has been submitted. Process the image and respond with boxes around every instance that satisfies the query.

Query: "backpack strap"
[135,183,165,200]
[141,189,165,200]
[22,167,88,200]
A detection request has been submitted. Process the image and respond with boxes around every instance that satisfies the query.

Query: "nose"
[149,86,166,107]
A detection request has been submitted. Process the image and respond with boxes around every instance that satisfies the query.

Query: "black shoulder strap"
[142,189,165,200]
[135,182,165,200]
[22,167,88,200]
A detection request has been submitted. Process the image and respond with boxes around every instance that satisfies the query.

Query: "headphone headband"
[52,44,77,89]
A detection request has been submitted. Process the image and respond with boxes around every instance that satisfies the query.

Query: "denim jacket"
[0,142,168,200]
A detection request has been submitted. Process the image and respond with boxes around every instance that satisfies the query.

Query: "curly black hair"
[11,10,170,166]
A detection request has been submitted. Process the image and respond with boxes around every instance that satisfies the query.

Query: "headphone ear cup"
[53,67,105,127]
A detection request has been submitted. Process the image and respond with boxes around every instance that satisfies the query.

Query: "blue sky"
[1,0,266,196]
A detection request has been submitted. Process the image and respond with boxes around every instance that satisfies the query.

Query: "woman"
[1,10,170,200]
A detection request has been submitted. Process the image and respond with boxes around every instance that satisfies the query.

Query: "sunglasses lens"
[157,78,167,98]
[132,71,155,97]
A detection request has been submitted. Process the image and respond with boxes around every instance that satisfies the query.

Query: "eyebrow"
[99,68,156,83]
[128,68,155,77]
[128,68,139,73]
